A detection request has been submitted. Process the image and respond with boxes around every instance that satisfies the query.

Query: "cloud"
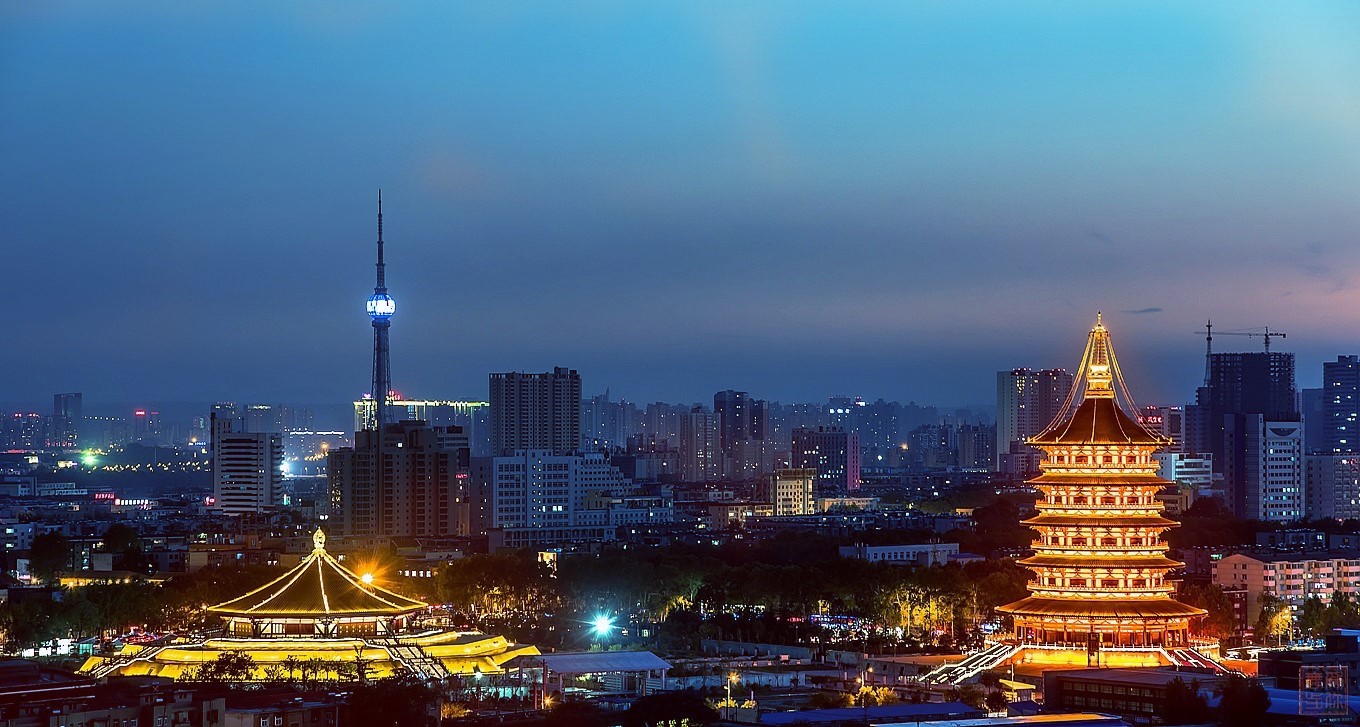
[1122,307,1163,315]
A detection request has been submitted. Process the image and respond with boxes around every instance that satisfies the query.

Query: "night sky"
[3,2,1359,408]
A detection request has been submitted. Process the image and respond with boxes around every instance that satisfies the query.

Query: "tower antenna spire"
[365,191,395,431]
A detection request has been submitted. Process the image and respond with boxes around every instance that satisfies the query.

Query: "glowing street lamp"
[591,614,615,638]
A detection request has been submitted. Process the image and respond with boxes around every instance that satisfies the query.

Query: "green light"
[82,452,98,467]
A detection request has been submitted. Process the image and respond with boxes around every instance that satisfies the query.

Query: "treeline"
[433,534,1032,652]
[0,564,280,651]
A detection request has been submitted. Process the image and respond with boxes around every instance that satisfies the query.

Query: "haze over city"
[4,2,1359,408]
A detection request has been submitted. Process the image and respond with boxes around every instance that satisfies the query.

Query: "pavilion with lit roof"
[80,529,538,681]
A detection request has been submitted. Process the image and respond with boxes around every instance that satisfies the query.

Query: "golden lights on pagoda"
[995,314,1216,668]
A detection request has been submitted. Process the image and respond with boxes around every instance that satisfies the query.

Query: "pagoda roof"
[1018,554,1182,568]
[1030,474,1170,486]
[996,596,1204,619]
[1031,397,1167,446]
[208,529,427,619]
[1023,513,1178,528]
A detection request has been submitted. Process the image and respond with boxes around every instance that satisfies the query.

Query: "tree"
[1216,674,1270,727]
[28,532,70,585]
[807,691,852,709]
[191,651,257,682]
[984,690,1009,714]
[1299,596,1328,637]
[102,523,149,573]
[347,676,437,727]
[945,684,987,710]
[621,692,718,727]
[1179,584,1237,641]
[1255,594,1292,645]
[544,701,610,727]
[1158,677,1211,725]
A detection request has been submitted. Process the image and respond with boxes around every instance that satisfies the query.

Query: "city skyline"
[4,3,1359,406]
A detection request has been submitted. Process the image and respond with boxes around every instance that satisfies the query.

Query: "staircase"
[1163,648,1231,674]
[88,644,168,678]
[385,643,451,680]
[920,641,1019,685]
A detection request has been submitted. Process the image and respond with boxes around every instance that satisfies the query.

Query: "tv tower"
[364,192,395,431]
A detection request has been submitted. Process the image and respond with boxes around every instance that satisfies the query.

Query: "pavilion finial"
[313,528,327,552]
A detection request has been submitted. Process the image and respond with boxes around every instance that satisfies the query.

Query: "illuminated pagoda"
[993,314,1218,669]
[81,529,539,680]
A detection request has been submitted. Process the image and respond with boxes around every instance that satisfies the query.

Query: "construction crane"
[1196,320,1289,384]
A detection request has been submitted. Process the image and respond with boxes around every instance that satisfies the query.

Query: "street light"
[591,614,616,637]
[726,672,740,718]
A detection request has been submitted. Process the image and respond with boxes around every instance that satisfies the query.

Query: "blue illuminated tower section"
[365,192,395,431]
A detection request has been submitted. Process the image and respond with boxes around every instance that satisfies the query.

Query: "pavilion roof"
[207,529,426,619]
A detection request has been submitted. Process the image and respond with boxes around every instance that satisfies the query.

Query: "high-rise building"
[678,406,722,482]
[714,390,769,454]
[488,367,582,456]
[1138,405,1185,453]
[51,393,82,449]
[1187,352,1296,467]
[1223,414,1304,522]
[1301,387,1326,455]
[1324,356,1360,455]
[244,404,280,434]
[996,368,1074,472]
[213,416,285,515]
[756,468,815,516]
[328,421,470,538]
[1305,455,1360,521]
[993,316,1210,671]
[790,426,860,491]
[957,423,996,470]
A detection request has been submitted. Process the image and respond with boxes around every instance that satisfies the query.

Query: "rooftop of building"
[1044,666,1226,687]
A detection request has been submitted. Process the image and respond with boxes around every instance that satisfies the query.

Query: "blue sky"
[2,1,1359,407]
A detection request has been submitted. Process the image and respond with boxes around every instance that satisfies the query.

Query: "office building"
[468,450,666,549]
[1224,415,1304,522]
[838,543,959,567]
[328,421,470,538]
[679,407,723,482]
[1153,452,1212,490]
[791,426,861,491]
[488,367,581,455]
[756,468,815,516]
[51,393,82,449]
[996,368,1074,472]
[1324,356,1360,454]
[212,417,285,515]
[352,398,487,451]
